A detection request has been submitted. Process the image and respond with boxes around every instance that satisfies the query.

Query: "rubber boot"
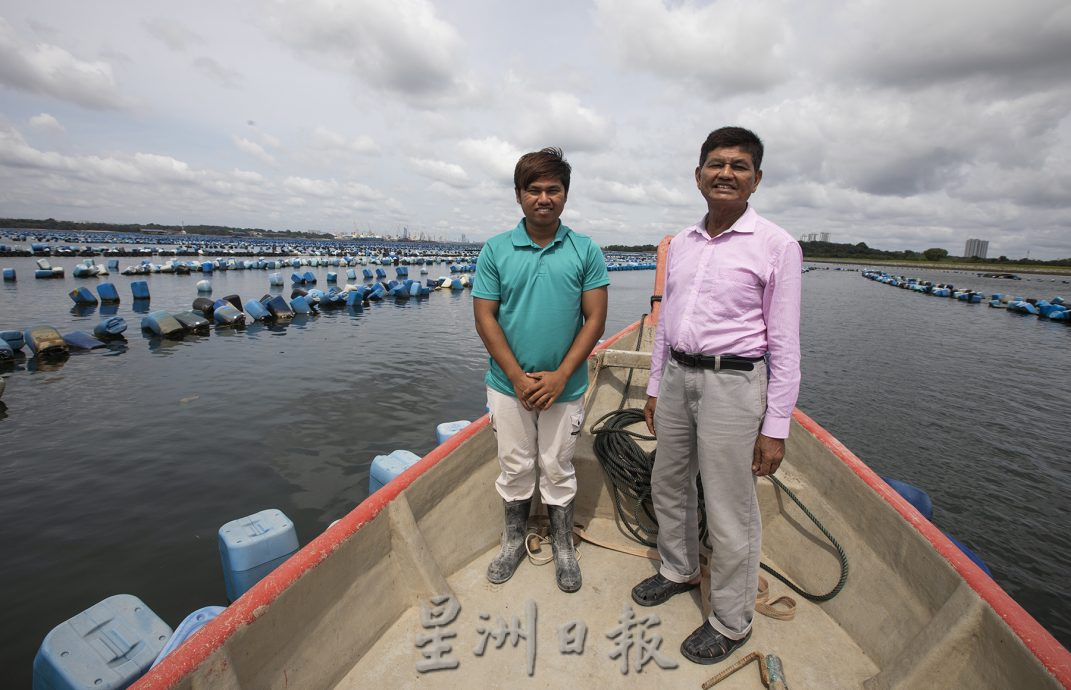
[549,502,582,593]
[486,499,530,584]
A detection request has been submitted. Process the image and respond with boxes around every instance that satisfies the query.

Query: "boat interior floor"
[335,515,878,689]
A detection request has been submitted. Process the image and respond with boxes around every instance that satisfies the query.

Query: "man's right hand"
[643,395,657,435]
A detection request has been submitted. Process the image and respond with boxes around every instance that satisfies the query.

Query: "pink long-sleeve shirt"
[647,206,802,438]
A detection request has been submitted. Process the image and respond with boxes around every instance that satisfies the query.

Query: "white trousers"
[486,387,584,507]
[651,358,767,640]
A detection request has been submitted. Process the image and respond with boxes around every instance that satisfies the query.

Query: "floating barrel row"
[997,296,1068,320]
[6,255,463,283]
[1,317,128,362]
[862,271,1069,323]
[65,281,149,306]
[32,415,473,689]
[606,262,656,271]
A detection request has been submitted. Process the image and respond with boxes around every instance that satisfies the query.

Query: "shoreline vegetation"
[3,219,1068,275]
[606,240,1071,276]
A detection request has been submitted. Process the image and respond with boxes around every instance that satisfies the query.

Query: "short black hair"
[514,147,571,194]
[699,127,763,171]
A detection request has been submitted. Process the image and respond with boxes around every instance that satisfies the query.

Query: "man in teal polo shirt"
[473,147,609,593]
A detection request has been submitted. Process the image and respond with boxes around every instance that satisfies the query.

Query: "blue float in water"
[213,304,246,327]
[94,317,128,339]
[33,594,172,690]
[97,283,120,303]
[218,509,299,602]
[68,286,97,305]
[2,267,14,281]
[303,271,316,284]
[369,450,422,494]
[151,606,226,669]
[131,281,150,300]
[362,268,374,280]
[326,271,337,283]
[375,268,387,280]
[142,311,185,338]
[291,295,312,314]
[63,331,106,349]
[881,477,934,520]
[2,330,25,350]
[266,295,294,319]
[943,532,993,576]
[435,420,471,445]
[244,299,271,321]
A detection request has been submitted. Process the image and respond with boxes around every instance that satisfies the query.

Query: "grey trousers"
[651,357,767,640]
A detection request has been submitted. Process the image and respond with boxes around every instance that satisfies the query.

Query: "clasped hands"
[512,370,568,410]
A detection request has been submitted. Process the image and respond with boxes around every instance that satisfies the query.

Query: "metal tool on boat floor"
[701,650,789,689]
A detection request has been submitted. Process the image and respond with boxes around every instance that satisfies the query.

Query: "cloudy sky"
[0,0,1068,258]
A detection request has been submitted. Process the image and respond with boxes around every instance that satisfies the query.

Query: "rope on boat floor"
[590,406,849,603]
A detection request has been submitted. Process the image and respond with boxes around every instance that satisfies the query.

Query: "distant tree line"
[800,240,1070,266]
[0,217,334,240]
[604,244,657,252]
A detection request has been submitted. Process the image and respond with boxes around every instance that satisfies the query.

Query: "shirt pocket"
[711,266,764,318]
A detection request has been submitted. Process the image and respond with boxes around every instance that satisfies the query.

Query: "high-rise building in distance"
[964,238,989,259]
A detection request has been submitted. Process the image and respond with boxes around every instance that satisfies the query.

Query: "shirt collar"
[689,205,757,239]
[511,219,571,248]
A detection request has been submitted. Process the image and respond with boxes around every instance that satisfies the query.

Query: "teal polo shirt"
[473,220,610,402]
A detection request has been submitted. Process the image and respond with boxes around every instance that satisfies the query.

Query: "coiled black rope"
[590,407,849,602]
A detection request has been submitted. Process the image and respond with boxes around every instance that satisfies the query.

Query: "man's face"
[516,175,567,229]
[695,146,762,207]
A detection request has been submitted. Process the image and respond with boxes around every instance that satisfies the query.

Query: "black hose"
[590,407,849,602]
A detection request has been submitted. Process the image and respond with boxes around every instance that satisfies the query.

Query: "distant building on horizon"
[965,238,989,259]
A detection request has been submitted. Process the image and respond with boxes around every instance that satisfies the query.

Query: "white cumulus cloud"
[408,157,471,187]
[262,0,476,106]
[28,113,64,133]
[0,17,134,110]
[233,136,277,166]
[594,0,792,94]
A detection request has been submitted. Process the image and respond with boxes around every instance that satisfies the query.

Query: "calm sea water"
[1,256,1068,685]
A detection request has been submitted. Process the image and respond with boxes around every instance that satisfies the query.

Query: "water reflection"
[26,353,69,372]
[101,341,128,356]
[145,336,185,354]
[100,303,119,316]
[70,304,97,318]
[132,298,151,314]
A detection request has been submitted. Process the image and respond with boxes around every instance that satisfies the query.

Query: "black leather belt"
[671,349,764,371]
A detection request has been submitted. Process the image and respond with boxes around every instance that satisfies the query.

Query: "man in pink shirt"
[631,126,802,665]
